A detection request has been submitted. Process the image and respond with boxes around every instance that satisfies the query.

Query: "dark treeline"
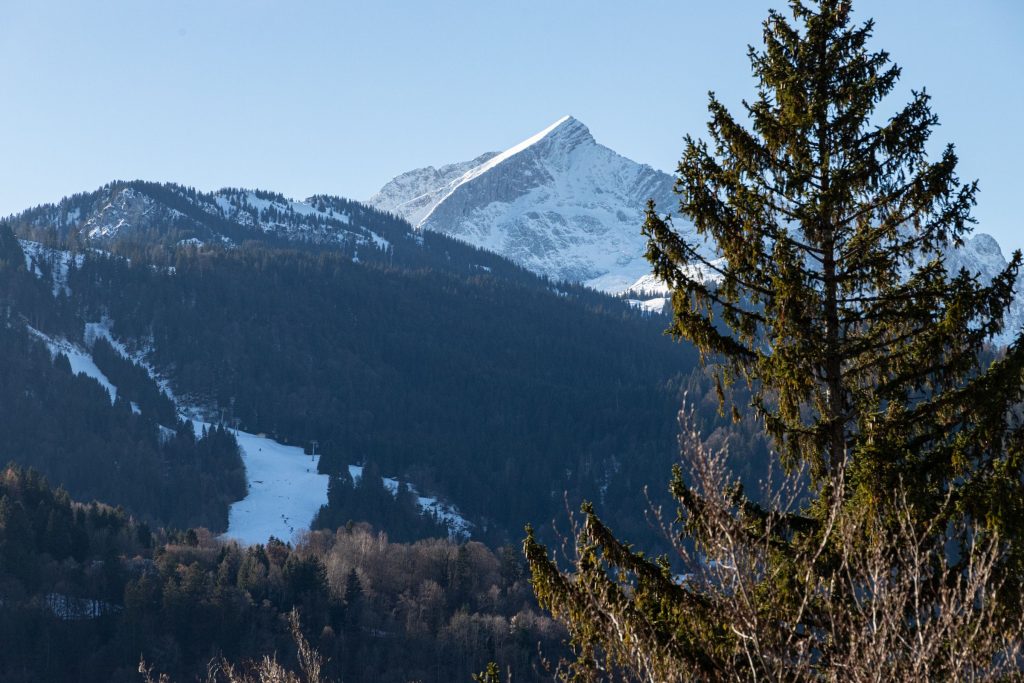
[1,198,775,548]
[0,320,244,532]
[0,464,564,683]
[91,336,179,425]
[68,241,706,546]
[0,221,245,531]
[314,462,454,543]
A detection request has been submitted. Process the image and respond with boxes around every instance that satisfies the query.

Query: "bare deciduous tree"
[141,609,326,683]
[526,405,1024,682]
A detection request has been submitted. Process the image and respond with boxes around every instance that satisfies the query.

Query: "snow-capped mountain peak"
[945,232,1024,347]
[453,115,594,179]
[368,116,699,292]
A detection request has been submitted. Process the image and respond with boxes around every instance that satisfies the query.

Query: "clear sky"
[2,1,1021,252]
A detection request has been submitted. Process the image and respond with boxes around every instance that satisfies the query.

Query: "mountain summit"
[369,118,1023,347]
[368,116,698,291]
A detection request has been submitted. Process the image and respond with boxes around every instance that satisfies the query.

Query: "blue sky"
[2,1,1021,252]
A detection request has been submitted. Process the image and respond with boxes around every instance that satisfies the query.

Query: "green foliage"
[642,0,1024,533]
[473,662,502,683]
[63,238,702,545]
[527,0,1024,679]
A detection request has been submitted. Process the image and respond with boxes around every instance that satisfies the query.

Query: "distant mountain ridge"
[370,116,1023,346]
[4,180,575,295]
[368,116,704,292]
[11,181,393,255]
[6,117,1022,347]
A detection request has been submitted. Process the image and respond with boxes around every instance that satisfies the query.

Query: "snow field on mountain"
[20,240,83,297]
[82,321,331,546]
[194,421,328,546]
[367,115,683,290]
[30,317,466,546]
[27,327,117,403]
[21,317,328,546]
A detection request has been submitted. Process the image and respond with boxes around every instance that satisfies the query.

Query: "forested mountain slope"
[1,185,771,547]
[0,464,564,683]
[0,227,244,531]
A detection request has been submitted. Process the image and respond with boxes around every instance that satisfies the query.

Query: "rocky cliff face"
[368,116,700,292]
[944,233,1024,347]
[370,116,1023,346]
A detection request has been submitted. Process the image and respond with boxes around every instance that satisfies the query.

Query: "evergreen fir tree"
[642,0,1024,528]
[526,1,1024,679]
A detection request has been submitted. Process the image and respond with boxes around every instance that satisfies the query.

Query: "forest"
[0,464,564,682]
[6,1,1019,679]
[0,205,774,548]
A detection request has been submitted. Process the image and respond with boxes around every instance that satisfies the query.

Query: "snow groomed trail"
[193,421,328,546]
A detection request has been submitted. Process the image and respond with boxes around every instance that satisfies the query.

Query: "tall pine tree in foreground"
[526,1,1024,679]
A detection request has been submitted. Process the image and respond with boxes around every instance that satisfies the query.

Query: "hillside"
[1,188,763,548]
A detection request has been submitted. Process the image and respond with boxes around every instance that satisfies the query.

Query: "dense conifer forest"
[0,205,773,547]
[0,184,778,681]
[0,464,564,682]
[0,228,245,531]
[4,0,1021,680]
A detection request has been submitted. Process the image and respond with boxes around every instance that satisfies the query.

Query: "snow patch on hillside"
[19,240,84,297]
[194,421,328,546]
[209,189,388,251]
[620,259,726,314]
[27,327,117,403]
[85,320,179,405]
[347,465,471,539]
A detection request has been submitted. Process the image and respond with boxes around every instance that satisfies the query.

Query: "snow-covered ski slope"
[25,309,465,546]
[27,327,117,403]
[23,317,330,546]
[193,421,328,546]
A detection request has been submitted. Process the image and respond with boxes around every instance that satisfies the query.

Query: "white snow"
[943,233,1024,347]
[430,115,576,198]
[193,421,329,546]
[21,244,43,277]
[416,494,471,539]
[80,318,330,547]
[18,240,84,297]
[625,298,668,314]
[45,593,115,620]
[347,465,471,539]
[208,189,387,250]
[85,320,178,405]
[620,259,725,306]
[368,115,706,291]
[27,327,117,404]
